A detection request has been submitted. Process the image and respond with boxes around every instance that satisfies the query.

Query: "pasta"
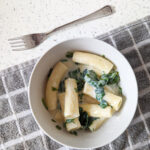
[45,62,68,111]
[83,82,96,98]
[44,51,124,134]
[73,51,113,74]
[64,78,80,119]
[54,110,64,123]
[83,83,122,111]
[66,118,81,131]
[82,94,100,104]
[89,118,107,131]
[80,104,113,118]
[79,64,102,76]
[104,90,122,111]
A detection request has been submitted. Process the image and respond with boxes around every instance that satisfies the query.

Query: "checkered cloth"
[1,16,150,150]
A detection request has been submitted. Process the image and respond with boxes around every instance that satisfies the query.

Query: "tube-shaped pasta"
[73,52,113,74]
[45,62,68,111]
[54,110,64,123]
[104,90,122,111]
[82,95,99,104]
[80,104,113,118]
[89,118,107,131]
[83,83,122,111]
[83,82,96,98]
[64,78,79,119]
[58,93,65,114]
[66,118,81,131]
[79,64,102,76]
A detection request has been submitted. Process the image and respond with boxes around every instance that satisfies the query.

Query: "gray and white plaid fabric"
[0,16,150,150]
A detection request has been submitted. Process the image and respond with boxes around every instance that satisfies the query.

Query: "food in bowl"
[43,51,124,134]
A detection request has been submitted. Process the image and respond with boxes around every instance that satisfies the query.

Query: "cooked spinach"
[68,68,80,79]
[79,93,84,99]
[95,87,105,101]
[84,70,99,86]
[83,69,120,108]
[79,107,98,129]
[99,99,108,108]
[83,69,109,107]
[65,119,75,123]
[56,125,61,130]
[101,55,106,58]
[66,52,73,58]
[107,71,120,84]
[63,119,75,128]
[51,119,56,122]
[75,62,79,65]
[119,86,122,95]
[68,68,85,92]
[48,68,53,78]
[60,59,68,62]
[52,87,58,91]
[58,80,65,92]
[74,88,78,92]
[76,77,85,91]
[42,98,48,110]
[70,131,78,136]
[98,74,109,86]
[97,71,120,86]
[63,122,66,128]
[83,69,105,102]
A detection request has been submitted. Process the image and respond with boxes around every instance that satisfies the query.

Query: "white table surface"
[0,0,150,71]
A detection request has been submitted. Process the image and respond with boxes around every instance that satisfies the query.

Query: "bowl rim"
[28,37,138,149]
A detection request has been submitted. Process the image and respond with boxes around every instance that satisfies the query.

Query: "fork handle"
[45,5,113,35]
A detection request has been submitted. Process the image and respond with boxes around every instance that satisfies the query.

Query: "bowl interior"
[29,38,138,149]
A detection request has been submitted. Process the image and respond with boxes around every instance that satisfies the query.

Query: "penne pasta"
[64,78,80,119]
[46,62,68,111]
[83,82,96,98]
[54,110,64,123]
[73,51,113,74]
[103,90,122,111]
[104,84,121,95]
[89,118,107,131]
[80,104,113,118]
[82,94,99,104]
[66,118,81,131]
[45,62,68,111]
[83,83,122,111]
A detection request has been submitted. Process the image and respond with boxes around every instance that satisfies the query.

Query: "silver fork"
[8,5,113,51]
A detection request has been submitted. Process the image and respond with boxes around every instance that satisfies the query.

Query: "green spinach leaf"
[65,119,75,123]
[108,71,120,84]
[66,52,73,58]
[52,87,58,91]
[60,59,68,62]
[56,125,61,130]
[83,69,105,103]
[118,86,122,95]
[79,107,99,129]
[79,93,84,99]
[51,119,56,122]
[99,99,108,108]
[42,98,48,110]
[95,87,105,101]
[48,68,53,78]
[68,68,85,92]
[70,131,78,136]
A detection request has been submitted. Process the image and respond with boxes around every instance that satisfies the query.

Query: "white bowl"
[29,38,138,149]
